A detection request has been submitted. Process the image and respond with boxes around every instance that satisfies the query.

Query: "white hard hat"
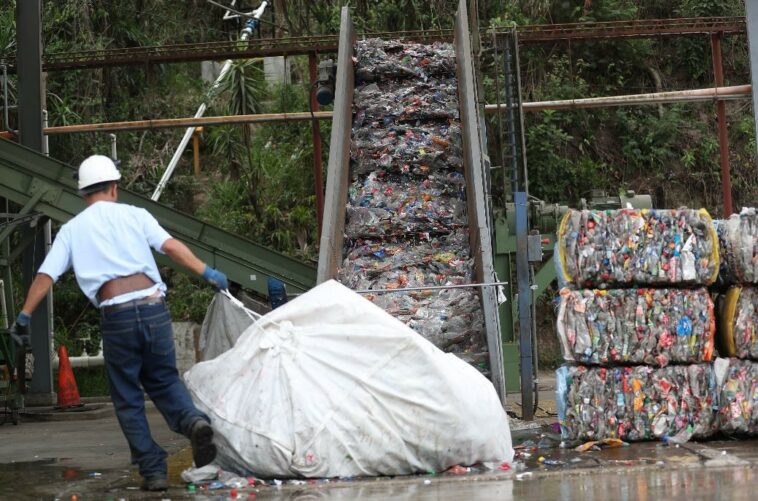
[77,155,121,191]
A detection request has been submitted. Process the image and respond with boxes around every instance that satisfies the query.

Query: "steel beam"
[0,140,317,297]
[16,0,54,404]
[0,17,744,72]
[316,7,354,284]
[711,33,733,216]
[514,191,533,420]
[746,0,758,181]
[308,53,325,238]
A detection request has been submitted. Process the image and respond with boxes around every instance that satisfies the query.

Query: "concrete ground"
[2,393,758,501]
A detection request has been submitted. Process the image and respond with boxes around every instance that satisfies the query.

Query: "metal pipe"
[350,281,509,295]
[110,133,117,160]
[1,64,8,131]
[308,53,325,238]
[0,279,7,329]
[42,110,49,155]
[151,1,268,201]
[41,85,751,135]
[44,111,332,134]
[486,84,752,112]
[712,33,733,216]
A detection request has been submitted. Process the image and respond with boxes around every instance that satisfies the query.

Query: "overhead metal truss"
[0,17,745,72]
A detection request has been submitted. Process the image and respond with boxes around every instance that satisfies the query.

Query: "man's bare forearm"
[161,238,206,276]
[21,274,54,316]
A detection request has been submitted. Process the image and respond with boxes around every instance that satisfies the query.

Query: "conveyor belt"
[317,0,506,402]
[0,138,316,297]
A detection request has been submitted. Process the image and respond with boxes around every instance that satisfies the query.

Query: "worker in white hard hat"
[9,154,227,491]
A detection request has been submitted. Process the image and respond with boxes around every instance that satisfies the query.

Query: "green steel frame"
[0,139,317,299]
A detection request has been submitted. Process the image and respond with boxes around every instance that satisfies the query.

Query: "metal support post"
[514,191,533,420]
[22,223,54,403]
[308,53,325,238]
[711,32,733,216]
[16,0,54,403]
[192,127,203,177]
[746,0,758,181]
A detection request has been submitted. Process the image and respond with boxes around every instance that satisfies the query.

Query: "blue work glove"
[10,312,31,348]
[202,266,229,292]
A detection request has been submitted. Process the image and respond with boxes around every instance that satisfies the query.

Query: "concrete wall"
[172,322,200,376]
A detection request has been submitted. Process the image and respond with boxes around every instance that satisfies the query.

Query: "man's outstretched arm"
[161,238,229,291]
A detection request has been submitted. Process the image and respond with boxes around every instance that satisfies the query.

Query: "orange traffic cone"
[57,346,82,409]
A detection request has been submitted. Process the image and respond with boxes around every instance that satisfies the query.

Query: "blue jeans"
[100,300,209,478]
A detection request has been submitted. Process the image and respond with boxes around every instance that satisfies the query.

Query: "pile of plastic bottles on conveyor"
[556,288,715,367]
[339,38,488,370]
[556,364,717,443]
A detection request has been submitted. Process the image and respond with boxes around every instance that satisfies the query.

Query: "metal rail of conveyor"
[317,0,506,403]
[0,138,316,297]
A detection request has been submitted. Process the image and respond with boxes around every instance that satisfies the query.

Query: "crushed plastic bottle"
[355,39,456,82]
[558,208,719,288]
[555,363,717,442]
[719,286,758,359]
[354,78,460,126]
[716,208,758,284]
[557,287,715,366]
[714,358,758,435]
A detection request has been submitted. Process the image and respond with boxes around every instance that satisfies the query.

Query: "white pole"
[151,1,268,201]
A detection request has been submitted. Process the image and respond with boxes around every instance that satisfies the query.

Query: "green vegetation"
[2,0,756,375]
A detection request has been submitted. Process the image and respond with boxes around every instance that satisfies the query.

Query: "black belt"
[101,296,164,314]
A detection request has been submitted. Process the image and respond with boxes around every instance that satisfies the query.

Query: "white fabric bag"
[185,280,513,478]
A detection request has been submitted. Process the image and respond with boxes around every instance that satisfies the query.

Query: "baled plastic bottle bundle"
[714,357,758,435]
[717,208,758,284]
[719,286,758,360]
[557,288,715,366]
[558,208,719,288]
[556,363,717,443]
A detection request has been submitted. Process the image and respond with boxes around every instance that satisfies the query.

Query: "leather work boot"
[189,419,217,467]
[141,475,169,491]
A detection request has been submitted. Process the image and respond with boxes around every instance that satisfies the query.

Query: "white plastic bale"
[185,280,513,478]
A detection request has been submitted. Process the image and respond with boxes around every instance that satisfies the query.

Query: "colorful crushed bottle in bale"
[716,208,758,284]
[558,209,719,288]
[714,358,758,435]
[719,286,758,360]
[556,364,717,443]
[557,288,715,366]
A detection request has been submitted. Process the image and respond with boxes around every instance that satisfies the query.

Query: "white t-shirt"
[38,201,172,307]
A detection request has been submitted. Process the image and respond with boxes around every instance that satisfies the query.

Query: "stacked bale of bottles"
[715,209,758,435]
[337,39,488,370]
[555,208,720,442]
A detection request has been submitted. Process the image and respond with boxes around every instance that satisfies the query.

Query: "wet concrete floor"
[2,404,758,500]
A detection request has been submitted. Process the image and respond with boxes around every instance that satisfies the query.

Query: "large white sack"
[185,280,513,478]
